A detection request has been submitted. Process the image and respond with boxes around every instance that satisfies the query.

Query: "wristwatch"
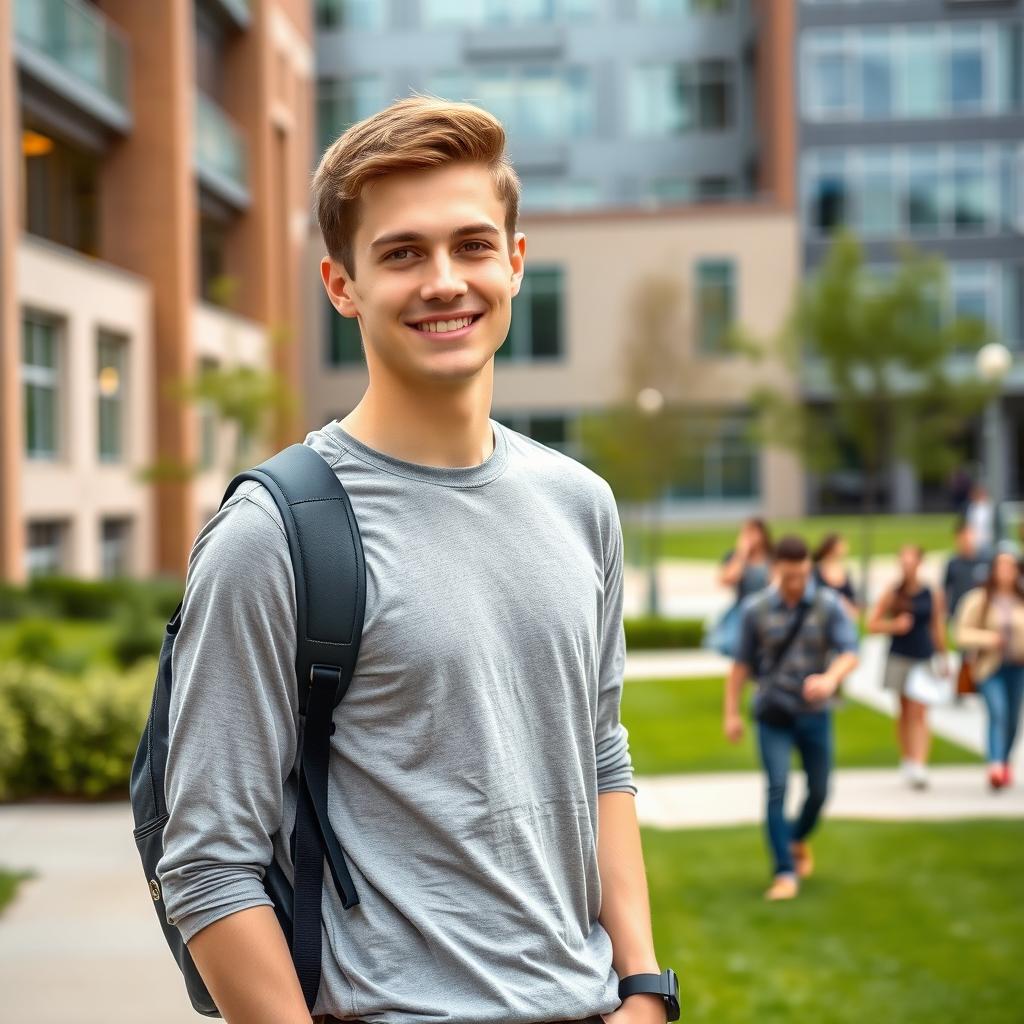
[618,968,680,1021]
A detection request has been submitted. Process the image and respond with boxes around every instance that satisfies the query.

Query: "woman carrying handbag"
[955,549,1024,790]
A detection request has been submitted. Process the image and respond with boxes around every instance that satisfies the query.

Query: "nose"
[419,251,468,303]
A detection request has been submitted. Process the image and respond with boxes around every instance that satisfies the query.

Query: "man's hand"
[802,673,837,702]
[724,712,744,744]
[601,993,668,1024]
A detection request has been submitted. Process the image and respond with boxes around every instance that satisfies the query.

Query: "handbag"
[905,657,954,706]
[956,656,976,696]
[752,598,814,728]
[706,601,742,658]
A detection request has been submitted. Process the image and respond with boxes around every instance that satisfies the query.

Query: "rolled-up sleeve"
[157,483,299,944]
[826,594,860,655]
[594,483,636,796]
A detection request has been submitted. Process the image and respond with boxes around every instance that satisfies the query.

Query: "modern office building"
[797,0,1024,511]
[308,0,805,518]
[0,0,315,581]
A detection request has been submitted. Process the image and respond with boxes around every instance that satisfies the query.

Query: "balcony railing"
[194,91,250,208]
[14,0,130,122]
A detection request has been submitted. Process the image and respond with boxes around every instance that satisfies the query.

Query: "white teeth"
[413,316,474,333]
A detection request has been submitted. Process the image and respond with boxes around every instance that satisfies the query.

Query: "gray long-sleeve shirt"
[157,417,636,1023]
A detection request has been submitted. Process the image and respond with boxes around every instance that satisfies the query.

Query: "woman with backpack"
[868,544,949,790]
[955,549,1024,790]
[706,519,774,658]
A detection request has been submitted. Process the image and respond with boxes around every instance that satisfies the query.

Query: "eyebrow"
[369,222,501,250]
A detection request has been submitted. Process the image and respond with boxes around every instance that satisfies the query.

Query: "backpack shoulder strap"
[221,442,365,1011]
[224,443,366,714]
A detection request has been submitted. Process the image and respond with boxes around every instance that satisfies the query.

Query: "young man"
[156,97,676,1024]
[723,535,859,901]
[944,518,988,620]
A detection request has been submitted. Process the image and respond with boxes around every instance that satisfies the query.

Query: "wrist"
[620,992,668,1022]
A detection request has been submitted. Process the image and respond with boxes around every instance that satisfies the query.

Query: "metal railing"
[14,0,129,109]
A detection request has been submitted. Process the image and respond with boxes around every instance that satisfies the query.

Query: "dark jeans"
[978,663,1024,763]
[756,711,833,877]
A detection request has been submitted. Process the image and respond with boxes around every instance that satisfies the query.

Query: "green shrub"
[624,616,705,650]
[111,605,165,668]
[0,688,26,800]
[9,618,59,665]
[0,659,155,800]
[22,576,184,621]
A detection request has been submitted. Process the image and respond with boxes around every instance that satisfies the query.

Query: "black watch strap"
[618,968,681,1021]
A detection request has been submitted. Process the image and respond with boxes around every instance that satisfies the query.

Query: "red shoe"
[988,765,1005,790]
[1003,764,1014,788]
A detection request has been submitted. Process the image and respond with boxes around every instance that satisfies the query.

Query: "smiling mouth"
[406,313,485,338]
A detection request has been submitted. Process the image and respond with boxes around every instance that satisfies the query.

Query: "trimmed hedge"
[0,576,185,622]
[624,616,705,650]
[0,659,156,801]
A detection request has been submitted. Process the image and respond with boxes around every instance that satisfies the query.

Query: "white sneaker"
[908,761,929,790]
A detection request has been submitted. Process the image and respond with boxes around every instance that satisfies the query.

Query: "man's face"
[321,162,525,389]
[777,558,811,600]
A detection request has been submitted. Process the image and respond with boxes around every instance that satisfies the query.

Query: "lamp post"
[636,387,664,618]
[975,342,1012,511]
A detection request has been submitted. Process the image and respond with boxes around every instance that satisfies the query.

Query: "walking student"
[708,519,774,657]
[811,532,857,618]
[955,549,1024,790]
[943,518,988,620]
[723,535,859,902]
[156,97,679,1024]
[868,544,950,790]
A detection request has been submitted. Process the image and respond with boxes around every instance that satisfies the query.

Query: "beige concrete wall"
[304,205,806,518]
[17,238,155,578]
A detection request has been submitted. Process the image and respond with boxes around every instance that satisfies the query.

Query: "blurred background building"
[797,0,1024,512]
[2,0,1023,580]
[307,0,805,522]
[0,0,314,581]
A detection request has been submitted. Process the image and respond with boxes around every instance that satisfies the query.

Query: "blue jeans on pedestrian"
[978,664,1024,764]
[756,711,833,877]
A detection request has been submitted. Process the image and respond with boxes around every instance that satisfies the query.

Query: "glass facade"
[317,75,386,150]
[97,330,127,463]
[422,0,595,28]
[666,414,759,502]
[520,178,600,212]
[315,0,385,30]
[100,517,132,579]
[629,60,736,136]
[23,313,60,460]
[497,266,564,362]
[637,0,734,16]
[325,306,364,367]
[802,23,1023,122]
[802,144,1019,239]
[426,67,594,141]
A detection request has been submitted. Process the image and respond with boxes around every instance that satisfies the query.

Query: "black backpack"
[130,443,367,1017]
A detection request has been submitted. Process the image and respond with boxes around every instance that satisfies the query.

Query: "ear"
[321,255,359,318]
[509,231,526,299]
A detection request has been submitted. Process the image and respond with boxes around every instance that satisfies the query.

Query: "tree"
[579,274,710,616]
[733,230,993,605]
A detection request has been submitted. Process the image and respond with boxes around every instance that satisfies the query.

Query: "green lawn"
[624,514,957,564]
[622,677,980,775]
[0,869,30,916]
[645,820,1024,1023]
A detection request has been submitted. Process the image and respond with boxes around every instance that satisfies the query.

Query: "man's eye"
[385,249,413,261]
[462,241,489,252]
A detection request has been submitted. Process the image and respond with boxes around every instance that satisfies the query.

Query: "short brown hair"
[312,94,522,279]
[774,535,809,563]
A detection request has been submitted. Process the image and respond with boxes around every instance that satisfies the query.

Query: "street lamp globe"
[636,387,664,416]
[976,342,1012,383]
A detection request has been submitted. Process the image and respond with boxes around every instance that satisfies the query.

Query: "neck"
[340,364,495,469]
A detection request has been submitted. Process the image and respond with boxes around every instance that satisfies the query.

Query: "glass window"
[810,151,849,233]
[520,178,599,211]
[26,520,67,578]
[804,32,851,119]
[326,305,364,367]
[198,215,228,304]
[317,76,384,151]
[952,148,992,232]
[859,150,899,236]
[901,27,942,118]
[695,260,736,355]
[950,263,997,334]
[696,60,734,130]
[23,313,60,460]
[100,518,132,579]
[906,148,944,235]
[629,61,733,136]
[423,0,594,27]
[665,415,758,502]
[498,267,564,362]
[950,28,987,113]
[860,30,893,120]
[316,0,384,29]
[1005,264,1024,351]
[97,330,127,463]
